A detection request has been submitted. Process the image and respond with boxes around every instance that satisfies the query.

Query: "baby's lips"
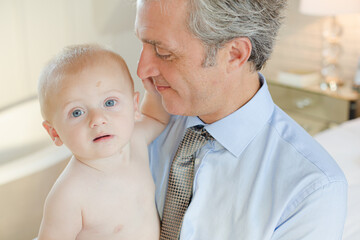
[93,134,112,142]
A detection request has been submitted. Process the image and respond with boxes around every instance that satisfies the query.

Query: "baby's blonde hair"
[38,44,134,121]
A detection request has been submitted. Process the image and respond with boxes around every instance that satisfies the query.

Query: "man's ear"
[42,121,63,146]
[133,92,142,121]
[225,37,252,73]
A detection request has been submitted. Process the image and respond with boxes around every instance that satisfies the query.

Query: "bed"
[314,118,360,240]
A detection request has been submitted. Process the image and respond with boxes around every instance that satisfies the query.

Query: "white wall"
[0,0,142,110]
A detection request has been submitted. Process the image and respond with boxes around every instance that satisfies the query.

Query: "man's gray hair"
[187,0,287,70]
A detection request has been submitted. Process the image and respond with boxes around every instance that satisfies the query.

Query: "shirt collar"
[185,73,275,158]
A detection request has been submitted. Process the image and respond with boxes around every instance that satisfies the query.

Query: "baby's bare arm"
[137,79,170,144]
[38,180,82,240]
[141,78,170,125]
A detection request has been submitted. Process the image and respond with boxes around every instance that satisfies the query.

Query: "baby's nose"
[89,110,107,128]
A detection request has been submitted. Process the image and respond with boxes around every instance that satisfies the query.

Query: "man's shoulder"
[266,106,347,184]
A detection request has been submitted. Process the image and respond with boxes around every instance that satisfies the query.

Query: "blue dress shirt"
[149,74,347,240]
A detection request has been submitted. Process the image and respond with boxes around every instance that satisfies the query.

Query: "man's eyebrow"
[143,39,159,45]
[136,35,174,50]
[134,31,178,53]
[143,39,168,49]
[134,31,161,46]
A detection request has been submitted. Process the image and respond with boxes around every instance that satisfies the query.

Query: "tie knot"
[190,125,214,141]
[175,126,213,159]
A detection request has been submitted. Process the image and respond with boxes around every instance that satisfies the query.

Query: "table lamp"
[299,0,360,91]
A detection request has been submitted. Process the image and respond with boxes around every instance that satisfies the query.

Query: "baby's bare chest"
[77,161,159,240]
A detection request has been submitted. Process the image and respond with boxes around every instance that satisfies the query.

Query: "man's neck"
[199,71,261,124]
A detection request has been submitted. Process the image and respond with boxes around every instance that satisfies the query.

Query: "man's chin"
[163,103,186,116]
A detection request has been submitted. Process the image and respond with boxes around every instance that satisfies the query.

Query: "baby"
[37,44,168,240]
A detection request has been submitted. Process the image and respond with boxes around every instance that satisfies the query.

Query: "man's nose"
[137,44,161,80]
[89,109,107,128]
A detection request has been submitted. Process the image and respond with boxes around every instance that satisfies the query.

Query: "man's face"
[135,0,230,123]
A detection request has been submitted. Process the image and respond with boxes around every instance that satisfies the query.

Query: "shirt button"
[195,158,200,165]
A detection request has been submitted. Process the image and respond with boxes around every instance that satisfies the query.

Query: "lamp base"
[321,16,343,91]
[320,76,344,91]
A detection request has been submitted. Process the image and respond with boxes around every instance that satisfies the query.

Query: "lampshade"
[300,0,360,16]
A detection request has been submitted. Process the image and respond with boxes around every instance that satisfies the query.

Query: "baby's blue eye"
[72,109,84,118]
[105,99,116,107]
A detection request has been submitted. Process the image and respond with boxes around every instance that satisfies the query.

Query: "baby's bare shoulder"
[47,158,99,206]
[46,166,84,204]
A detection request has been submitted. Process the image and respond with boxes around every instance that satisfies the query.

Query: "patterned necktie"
[160,125,213,240]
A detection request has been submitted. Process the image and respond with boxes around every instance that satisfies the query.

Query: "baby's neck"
[72,143,132,174]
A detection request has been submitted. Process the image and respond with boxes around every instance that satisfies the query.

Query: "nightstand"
[267,80,360,135]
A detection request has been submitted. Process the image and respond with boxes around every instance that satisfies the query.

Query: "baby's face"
[48,61,138,161]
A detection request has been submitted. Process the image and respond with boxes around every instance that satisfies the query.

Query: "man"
[135,0,347,239]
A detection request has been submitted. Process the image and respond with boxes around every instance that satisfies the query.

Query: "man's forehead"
[135,0,187,49]
[136,0,186,16]
[137,0,173,5]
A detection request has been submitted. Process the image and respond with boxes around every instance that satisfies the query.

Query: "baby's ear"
[42,121,63,146]
[133,92,142,121]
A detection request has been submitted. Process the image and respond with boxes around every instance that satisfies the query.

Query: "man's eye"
[156,52,172,60]
[155,46,172,60]
[105,99,116,107]
[72,109,84,118]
